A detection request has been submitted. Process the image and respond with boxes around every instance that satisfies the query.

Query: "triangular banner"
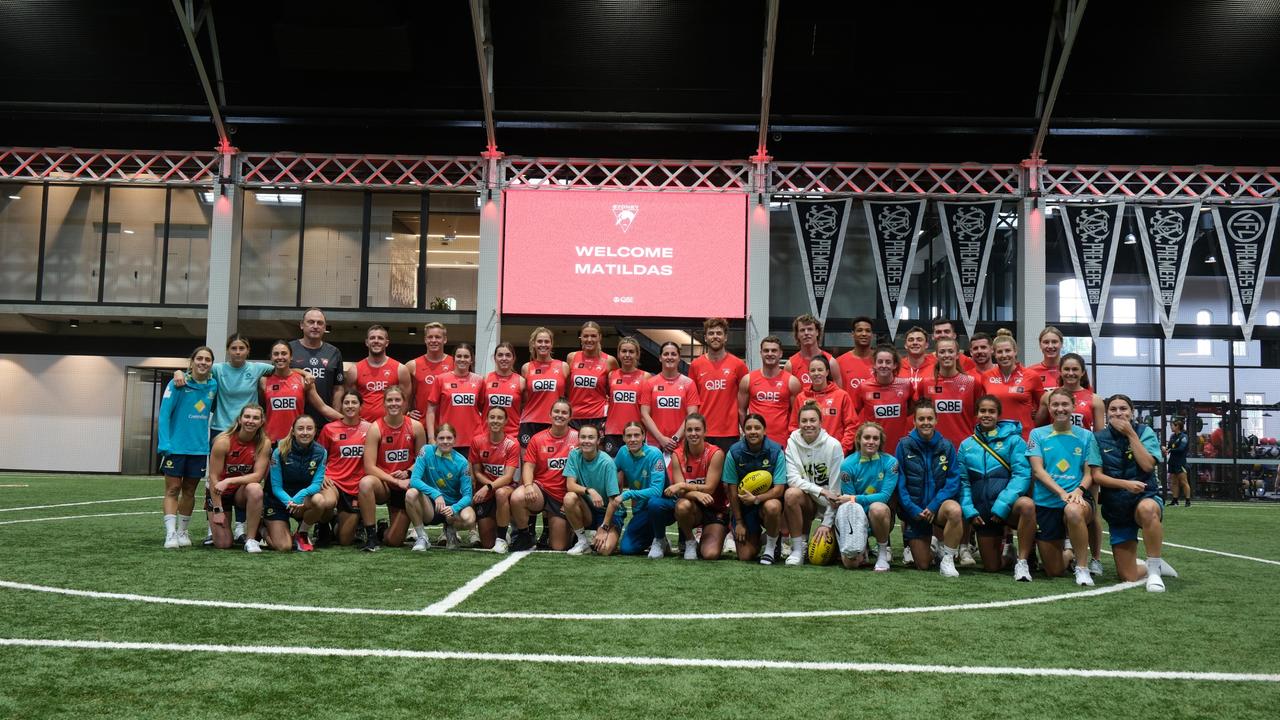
[1212,203,1278,343]
[790,198,852,325]
[937,200,1002,338]
[864,199,926,341]
[1134,203,1201,339]
[1059,202,1125,340]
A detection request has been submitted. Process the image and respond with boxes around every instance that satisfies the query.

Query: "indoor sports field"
[1,472,1277,719]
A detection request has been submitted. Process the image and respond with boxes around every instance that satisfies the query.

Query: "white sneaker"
[412,535,428,552]
[444,527,459,550]
[1013,558,1032,582]
[406,527,418,542]
[1074,565,1095,587]
[683,540,698,561]
[1155,558,1179,578]
[1088,557,1104,576]
[466,530,480,548]
[722,534,736,557]
[939,552,959,578]
[780,540,793,559]
[243,538,262,554]
[659,536,673,556]
[202,530,214,547]
[1145,570,1166,593]
[647,539,664,560]
[958,544,977,567]
[902,545,914,566]
[785,543,805,566]
[176,530,192,548]
[232,522,246,543]
[930,536,940,557]
[567,537,591,556]
[492,538,509,554]
[874,545,891,572]
[164,531,179,549]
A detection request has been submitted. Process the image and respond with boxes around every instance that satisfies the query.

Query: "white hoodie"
[784,427,846,527]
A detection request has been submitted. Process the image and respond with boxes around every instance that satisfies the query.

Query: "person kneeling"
[834,421,898,571]
[563,424,623,556]
[895,402,964,577]
[406,424,476,551]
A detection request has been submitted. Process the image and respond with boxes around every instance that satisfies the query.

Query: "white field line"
[0,637,1275,683]
[1102,531,1280,567]
[0,511,161,526]
[0,496,162,513]
[421,551,531,614]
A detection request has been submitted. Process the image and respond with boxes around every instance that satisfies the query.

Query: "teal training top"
[409,446,473,514]
[157,377,217,456]
[1026,424,1101,508]
[564,448,620,500]
[211,361,273,431]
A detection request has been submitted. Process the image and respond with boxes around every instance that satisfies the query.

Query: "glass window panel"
[239,188,302,307]
[164,189,212,305]
[42,185,105,301]
[103,187,166,303]
[368,192,422,308]
[0,184,42,300]
[427,193,480,311]
[300,191,363,309]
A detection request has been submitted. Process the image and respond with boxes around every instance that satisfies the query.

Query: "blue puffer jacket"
[1095,423,1162,526]
[957,420,1030,521]
[895,429,960,518]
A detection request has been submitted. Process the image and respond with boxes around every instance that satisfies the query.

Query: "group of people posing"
[155,309,1179,592]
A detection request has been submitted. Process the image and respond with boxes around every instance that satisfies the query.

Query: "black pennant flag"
[1135,203,1201,339]
[937,200,1002,338]
[790,198,852,324]
[1212,204,1278,343]
[1060,203,1125,340]
[864,200,926,341]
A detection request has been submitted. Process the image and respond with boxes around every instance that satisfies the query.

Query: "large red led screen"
[502,190,747,318]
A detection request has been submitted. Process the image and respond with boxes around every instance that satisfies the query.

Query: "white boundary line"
[0,511,160,526]
[0,496,162,513]
[0,637,1275,683]
[1102,530,1280,567]
[422,551,530,614]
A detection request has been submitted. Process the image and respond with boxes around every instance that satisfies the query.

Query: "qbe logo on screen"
[502,190,747,318]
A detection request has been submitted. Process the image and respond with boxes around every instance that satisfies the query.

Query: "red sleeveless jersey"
[521,359,566,424]
[567,352,613,419]
[470,431,520,486]
[919,372,982,448]
[746,369,795,446]
[411,354,455,420]
[853,378,915,454]
[1070,387,1097,430]
[481,371,523,440]
[641,373,701,446]
[980,365,1043,441]
[792,383,857,453]
[219,434,259,482]
[523,428,579,501]
[788,349,836,391]
[262,373,306,442]
[319,419,371,494]
[375,417,417,474]
[836,351,874,394]
[605,369,648,436]
[355,357,402,422]
[688,353,749,438]
[674,444,727,513]
[1027,362,1061,394]
[429,372,483,448]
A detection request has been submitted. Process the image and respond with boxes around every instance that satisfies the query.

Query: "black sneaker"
[1184,498,1192,507]
[535,527,551,550]
[361,535,381,553]
[1168,498,1179,507]
[509,529,535,552]
[314,521,334,547]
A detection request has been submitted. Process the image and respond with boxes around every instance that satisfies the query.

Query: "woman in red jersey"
[668,413,728,561]
[206,404,270,552]
[357,385,426,552]
[260,340,339,443]
[640,341,702,455]
[918,337,982,449]
[510,398,579,551]
[786,314,843,391]
[604,336,649,457]
[428,343,483,459]
[1026,326,1065,391]
[566,321,618,433]
[519,326,568,447]
[319,392,372,546]
[481,342,524,441]
[791,355,857,454]
[470,407,520,553]
[1034,352,1103,430]
[980,332,1043,442]
[853,345,916,455]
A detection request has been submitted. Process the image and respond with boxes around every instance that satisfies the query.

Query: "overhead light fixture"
[384,235,394,241]
[1124,233,1136,245]
[152,321,163,330]
[7,195,20,200]
[1206,255,1218,264]
[253,192,302,205]
[69,319,79,328]
[407,327,416,336]
[123,229,135,235]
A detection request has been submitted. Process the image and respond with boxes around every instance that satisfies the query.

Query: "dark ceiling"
[2,0,1279,165]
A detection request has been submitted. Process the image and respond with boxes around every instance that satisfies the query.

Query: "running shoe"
[202,530,214,547]
[232,522,246,544]
[567,537,591,556]
[1088,557,1105,576]
[509,529,535,552]
[163,531,180,550]
[1074,565,1095,587]
[361,534,381,553]
[292,531,313,552]
[445,527,460,550]
[492,538,509,554]
[902,545,914,566]
[874,545,892,572]
[658,536,673,556]
[1146,570,1166,593]
[785,543,805,566]
[939,553,959,578]
[1013,558,1032,582]
[411,534,428,552]
[1157,557,1179,578]
[683,540,698,561]
[646,539,664,560]
[722,534,736,557]
[957,544,977,567]
[176,530,192,548]
[243,538,262,554]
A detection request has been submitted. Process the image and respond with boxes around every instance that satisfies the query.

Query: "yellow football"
[806,531,837,566]
[739,470,773,496]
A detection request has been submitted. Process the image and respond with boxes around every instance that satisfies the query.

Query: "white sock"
[1146,557,1162,574]
[576,529,588,542]
[163,514,177,534]
[177,514,191,532]
[942,545,957,558]
[415,523,427,538]
[763,534,778,554]
[793,535,807,551]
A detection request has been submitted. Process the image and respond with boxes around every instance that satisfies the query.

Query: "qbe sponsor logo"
[489,394,514,408]
[656,396,682,409]
[482,463,506,478]
[574,375,598,389]
[874,404,901,419]
[704,379,727,392]
[531,379,558,392]
[547,457,568,471]
[612,390,638,404]
[271,397,297,411]
[754,391,781,403]
[365,380,389,393]
[451,393,476,406]
[339,445,364,458]
[384,448,410,464]
[935,400,962,414]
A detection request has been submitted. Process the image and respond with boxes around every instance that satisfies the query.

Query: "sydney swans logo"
[612,204,640,233]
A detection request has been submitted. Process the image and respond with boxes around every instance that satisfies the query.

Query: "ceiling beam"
[170,0,230,148]
[205,1,228,108]
[753,0,781,161]
[1030,0,1088,161]
[468,0,499,155]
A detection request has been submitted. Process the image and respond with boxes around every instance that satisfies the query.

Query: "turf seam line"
[0,496,163,513]
[421,550,531,614]
[0,638,1275,683]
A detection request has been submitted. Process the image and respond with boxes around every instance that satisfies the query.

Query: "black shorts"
[386,484,406,510]
[706,436,738,454]
[532,485,565,519]
[1168,462,1187,474]
[569,417,605,433]
[263,494,296,522]
[474,495,496,520]
[601,434,624,457]
[1035,495,1094,542]
[519,422,551,448]
[337,490,360,514]
[973,515,1008,538]
[699,507,729,527]
[204,490,239,513]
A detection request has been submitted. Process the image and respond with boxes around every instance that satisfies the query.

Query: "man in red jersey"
[931,317,978,373]
[898,326,935,390]
[738,335,801,447]
[836,315,876,395]
[786,314,843,391]
[344,325,402,422]
[968,332,995,374]
[398,322,454,423]
[689,318,749,454]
